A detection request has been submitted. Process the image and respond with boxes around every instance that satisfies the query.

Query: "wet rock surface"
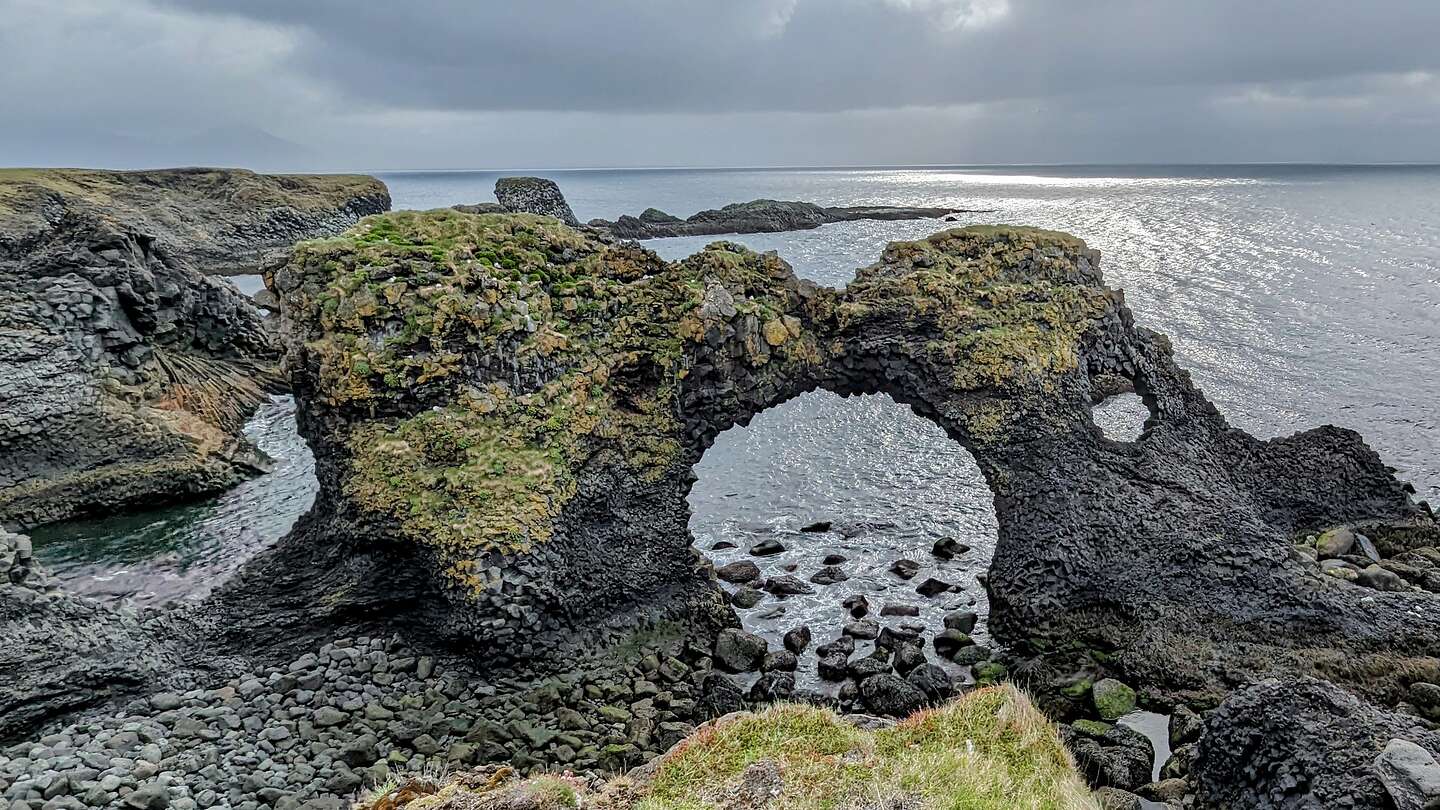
[0,168,389,529]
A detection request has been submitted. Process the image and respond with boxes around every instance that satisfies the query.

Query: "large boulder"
[1192,678,1440,808]
[0,168,389,528]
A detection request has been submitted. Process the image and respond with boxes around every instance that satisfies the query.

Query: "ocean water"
[30,166,1440,651]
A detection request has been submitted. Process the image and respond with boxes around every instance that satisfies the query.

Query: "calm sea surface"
[32,166,1440,657]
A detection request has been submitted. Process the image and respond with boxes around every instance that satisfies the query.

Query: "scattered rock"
[842,594,870,619]
[859,674,928,717]
[716,560,762,584]
[1375,738,1440,810]
[931,538,970,560]
[889,559,921,580]
[714,628,768,673]
[916,577,953,597]
[943,610,978,634]
[783,626,812,655]
[800,521,832,533]
[843,619,880,640]
[809,566,850,585]
[730,587,764,609]
[764,575,815,596]
[1316,526,1357,558]
[749,539,785,557]
[880,604,920,617]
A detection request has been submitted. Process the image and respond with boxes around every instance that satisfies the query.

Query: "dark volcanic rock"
[889,559,922,579]
[713,628,767,673]
[493,177,579,226]
[0,530,188,742]
[590,198,985,239]
[1192,678,1440,808]
[716,560,761,584]
[800,520,832,533]
[206,208,1440,763]
[783,626,812,655]
[859,673,927,717]
[0,168,387,528]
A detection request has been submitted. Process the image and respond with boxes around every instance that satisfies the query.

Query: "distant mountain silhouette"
[0,124,316,171]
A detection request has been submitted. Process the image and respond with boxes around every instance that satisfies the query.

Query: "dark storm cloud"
[155,0,1440,113]
[3,0,1438,168]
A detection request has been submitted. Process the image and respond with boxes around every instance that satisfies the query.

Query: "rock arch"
[217,210,1439,708]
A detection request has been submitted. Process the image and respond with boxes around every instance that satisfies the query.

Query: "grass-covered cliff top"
[286,210,822,583]
[0,168,390,272]
[283,211,1117,585]
[356,686,1097,810]
[0,167,384,218]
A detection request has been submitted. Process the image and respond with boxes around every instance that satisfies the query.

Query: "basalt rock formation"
[0,168,391,528]
[234,208,1440,721]
[0,167,391,276]
[591,198,986,239]
[493,176,580,226]
[1193,678,1440,808]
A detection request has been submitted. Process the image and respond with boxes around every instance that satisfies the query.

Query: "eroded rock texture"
[1193,678,1440,809]
[239,209,1440,717]
[0,168,391,528]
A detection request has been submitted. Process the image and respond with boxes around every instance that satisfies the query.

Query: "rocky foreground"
[0,168,389,528]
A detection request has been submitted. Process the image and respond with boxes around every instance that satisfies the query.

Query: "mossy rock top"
[277,210,1120,591]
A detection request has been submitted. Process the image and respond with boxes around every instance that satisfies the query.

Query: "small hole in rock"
[1092,392,1151,443]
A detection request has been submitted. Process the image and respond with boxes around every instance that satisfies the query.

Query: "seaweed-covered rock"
[224,210,1438,707]
[0,168,388,528]
[1191,678,1440,808]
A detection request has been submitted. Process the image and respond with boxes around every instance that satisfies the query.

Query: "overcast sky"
[4,0,1440,170]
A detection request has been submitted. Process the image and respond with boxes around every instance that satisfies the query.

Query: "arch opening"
[688,389,999,691]
[1091,392,1152,443]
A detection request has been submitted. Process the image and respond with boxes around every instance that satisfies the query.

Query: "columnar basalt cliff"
[0,168,391,528]
[241,209,1440,716]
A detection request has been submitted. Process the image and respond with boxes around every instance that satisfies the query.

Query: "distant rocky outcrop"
[592,198,985,239]
[462,176,983,239]
[0,168,391,528]
[493,176,579,226]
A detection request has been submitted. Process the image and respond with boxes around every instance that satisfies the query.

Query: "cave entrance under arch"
[687,389,999,688]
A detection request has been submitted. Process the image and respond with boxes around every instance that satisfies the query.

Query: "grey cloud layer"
[3,0,1438,168]
[157,0,1440,113]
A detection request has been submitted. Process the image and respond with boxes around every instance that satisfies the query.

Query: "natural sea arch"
[202,211,1439,711]
[689,390,1000,675]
